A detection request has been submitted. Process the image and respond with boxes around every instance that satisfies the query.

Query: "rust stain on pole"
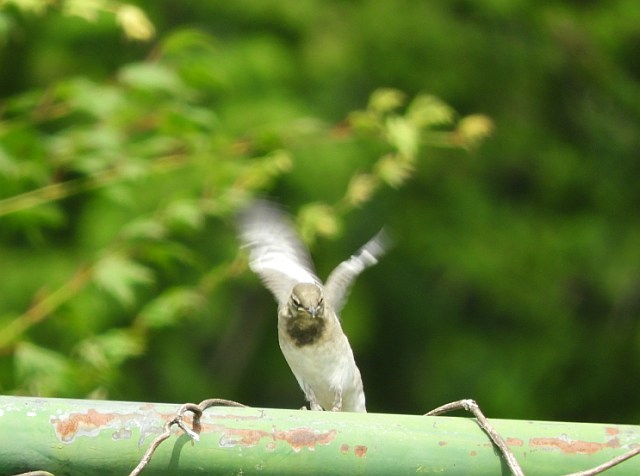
[50,406,356,455]
[530,436,621,454]
[51,409,133,443]
[52,409,116,441]
[217,425,337,452]
[354,445,367,458]
[275,427,337,451]
[50,408,172,444]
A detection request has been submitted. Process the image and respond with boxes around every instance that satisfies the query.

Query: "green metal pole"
[0,395,638,475]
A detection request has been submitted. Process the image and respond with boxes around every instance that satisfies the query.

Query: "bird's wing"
[237,200,320,305]
[324,229,389,314]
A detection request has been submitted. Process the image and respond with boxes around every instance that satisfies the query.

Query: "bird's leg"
[304,384,323,411]
[331,389,343,412]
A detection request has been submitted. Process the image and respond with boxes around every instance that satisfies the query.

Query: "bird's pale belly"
[278,331,365,412]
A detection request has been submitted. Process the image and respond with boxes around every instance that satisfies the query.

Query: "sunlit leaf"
[164,199,205,233]
[385,116,419,158]
[120,218,167,240]
[137,287,205,328]
[347,110,381,133]
[374,153,415,188]
[454,114,494,149]
[118,63,189,96]
[299,202,340,243]
[62,0,103,21]
[93,253,154,306]
[407,94,456,128]
[344,173,379,207]
[115,4,155,41]
[14,342,74,396]
[63,78,125,119]
[2,0,49,14]
[76,329,144,369]
[368,88,406,114]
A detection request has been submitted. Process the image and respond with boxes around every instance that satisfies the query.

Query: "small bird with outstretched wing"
[237,200,388,412]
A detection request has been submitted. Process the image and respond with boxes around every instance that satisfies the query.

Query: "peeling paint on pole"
[50,406,170,445]
[1,396,640,475]
[530,432,625,454]
[216,425,337,452]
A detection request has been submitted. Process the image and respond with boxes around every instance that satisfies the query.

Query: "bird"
[237,200,388,412]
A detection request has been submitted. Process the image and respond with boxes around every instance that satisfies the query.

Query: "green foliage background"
[1,0,639,424]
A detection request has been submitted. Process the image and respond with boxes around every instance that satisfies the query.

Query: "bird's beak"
[308,307,318,318]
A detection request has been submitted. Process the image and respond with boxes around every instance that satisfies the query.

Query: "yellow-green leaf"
[93,253,154,306]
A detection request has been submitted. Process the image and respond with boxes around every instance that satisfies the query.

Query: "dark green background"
[1,1,639,424]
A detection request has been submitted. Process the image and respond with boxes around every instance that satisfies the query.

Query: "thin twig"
[197,398,247,410]
[128,398,247,476]
[0,266,93,351]
[0,154,187,218]
[426,399,640,476]
[128,417,175,476]
[564,445,640,476]
[425,399,525,476]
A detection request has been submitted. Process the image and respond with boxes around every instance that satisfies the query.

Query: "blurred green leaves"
[118,63,189,96]
[407,95,456,128]
[14,342,76,396]
[0,0,482,402]
[93,253,154,307]
[2,0,636,426]
[75,329,143,371]
[136,287,205,329]
[1,0,154,40]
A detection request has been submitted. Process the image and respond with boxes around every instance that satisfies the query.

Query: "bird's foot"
[331,392,343,412]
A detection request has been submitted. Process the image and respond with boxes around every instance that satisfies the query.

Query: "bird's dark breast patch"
[286,316,326,347]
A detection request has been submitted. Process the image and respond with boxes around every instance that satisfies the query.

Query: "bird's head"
[289,283,325,318]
